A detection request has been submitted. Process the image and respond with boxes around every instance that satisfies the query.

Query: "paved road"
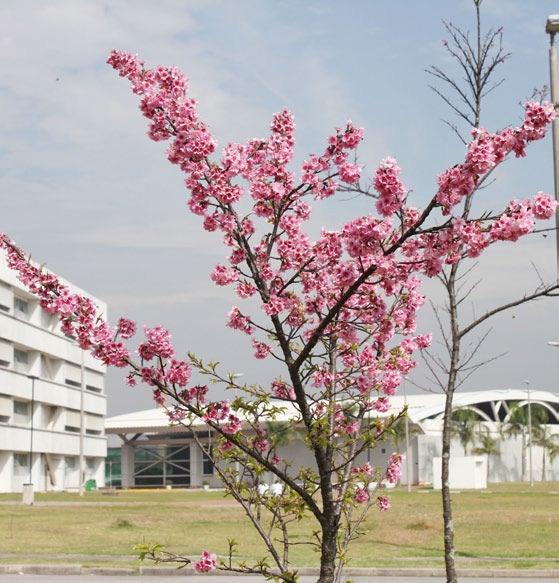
[1,577,557,583]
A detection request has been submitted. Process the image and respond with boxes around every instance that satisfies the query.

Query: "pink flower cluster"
[490,193,556,242]
[193,550,217,573]
[374,157,407,216]
[436,103,556,214]
[385,453,403,484]
[272,380,296,400]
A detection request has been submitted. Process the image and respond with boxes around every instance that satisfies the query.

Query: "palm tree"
[266,420,299,448]
[450,408,479,455]
[390,415,420,454]
[504,402,547,481]
[472,428,500,483]
[531,424,559,481]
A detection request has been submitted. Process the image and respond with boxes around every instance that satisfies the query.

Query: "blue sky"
[2,0,559,414]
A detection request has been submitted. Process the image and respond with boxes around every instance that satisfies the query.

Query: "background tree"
[504,402,548,481]
[390,415,420,455]
[472,427,500,482]
[451,408,479,455]
[1,39,557,583]
[420,2,559,581]
[531,423,558,481]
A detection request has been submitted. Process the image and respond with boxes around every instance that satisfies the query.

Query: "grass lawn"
[0,483,558,570]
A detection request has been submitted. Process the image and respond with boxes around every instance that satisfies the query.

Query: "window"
[133,445,190,487]
[14,349,29,373]
[46,406,58,429]
[14,349,28,364]
[65,409,81,433]
[0,394,11,423]
[65,456,76,471]
[14,297,29,318]
[202,448,214,475]
[0,339,11,367]
[0,283,12,313]
[13,453,29,475]
[41,355,57,380]
[13,400,30,425]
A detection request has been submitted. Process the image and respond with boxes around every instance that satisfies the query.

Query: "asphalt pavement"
[1,576,558,583]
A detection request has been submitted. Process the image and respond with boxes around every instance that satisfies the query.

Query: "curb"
[1,564,559,578]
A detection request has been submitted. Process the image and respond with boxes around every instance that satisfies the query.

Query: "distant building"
[0,255,106,493]
[106,389,559,488]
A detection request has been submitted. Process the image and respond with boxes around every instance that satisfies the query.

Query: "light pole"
[523,379,534,487]
[23,375,38,505]
[79,348,85,496]
[403,380,412,493]
[546,15,559,284]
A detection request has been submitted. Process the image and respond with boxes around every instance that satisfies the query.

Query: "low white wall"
[432,455,487,490]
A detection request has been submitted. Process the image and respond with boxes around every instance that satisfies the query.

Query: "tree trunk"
[441,382,458,583]
[316,521,338,583]
[441,269,460,583]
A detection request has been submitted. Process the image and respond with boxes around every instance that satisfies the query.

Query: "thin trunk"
[442,376,458,583]
[441,269,460,583]
[317,520,338,583]
[542,449,546,482]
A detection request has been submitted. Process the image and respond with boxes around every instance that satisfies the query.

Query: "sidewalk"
[1,575,559,583]
[1,564,559,579]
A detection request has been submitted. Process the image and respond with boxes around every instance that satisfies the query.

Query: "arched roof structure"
[106,389,559,436]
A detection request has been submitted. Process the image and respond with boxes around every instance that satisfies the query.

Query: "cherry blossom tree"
[0,49,556,583]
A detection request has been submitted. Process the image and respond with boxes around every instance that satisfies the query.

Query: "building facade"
[0,255,106,493]
[106,389,559,489]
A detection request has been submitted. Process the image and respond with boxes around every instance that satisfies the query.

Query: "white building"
[106,389,559,489]
[0,255,106,493]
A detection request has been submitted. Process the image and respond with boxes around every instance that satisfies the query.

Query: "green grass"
[0,484,558,570]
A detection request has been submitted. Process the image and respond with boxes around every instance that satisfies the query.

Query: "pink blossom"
[166,359,192,387]
[377,495,391,512]
[373,397,390,413]
[385,453,403,484]
[352,462,374,478]
[227,307,253,335]
[203,401,231,423]
[252,339,271,359]
[272,380,296,400]
[490,199,534,242]
[522,100,556,141]
[125,373,137,387]
[117,317,137,339]
[211,264,239,286]
[193,551,217,573]
[223,414,242,435]
[374,157,406,217]
[354,487,370,504]
[138,326,175,360]
[415,333,432,349]
[338,162,361,184]
[531,192,557,220]
[235,281,257,298]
